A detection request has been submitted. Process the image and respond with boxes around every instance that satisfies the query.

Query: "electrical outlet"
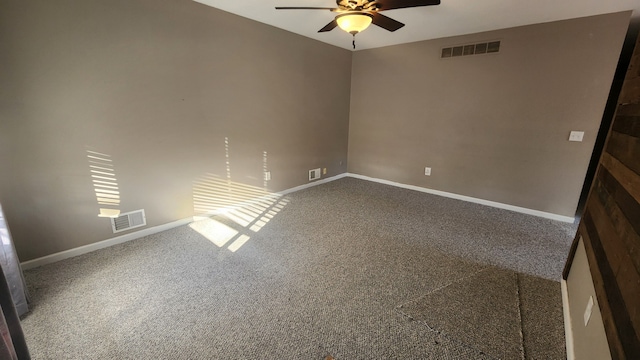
[322,168,327,175]
[569,131,584,142]
[264,171,271,181]
[424,167,431,176]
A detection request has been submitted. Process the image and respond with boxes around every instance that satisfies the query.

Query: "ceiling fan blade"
[318,20,338,32]
[371,12,405,32]
[374,0,440,11]
[275,7,337,10]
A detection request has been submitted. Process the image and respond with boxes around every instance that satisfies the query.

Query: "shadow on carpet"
[396,266,566,360]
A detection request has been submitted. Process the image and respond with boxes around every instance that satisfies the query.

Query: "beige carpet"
[21,178,572,359]
[398,266,565,359]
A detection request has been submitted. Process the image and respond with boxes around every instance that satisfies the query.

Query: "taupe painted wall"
[0,0,351,261]
[348,12,630,217]
[565,238,611,360]
[0,2,631,262]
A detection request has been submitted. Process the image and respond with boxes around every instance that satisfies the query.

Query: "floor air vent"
[309,168,321,181]
[441,40,500,58]
[111,209,146,233]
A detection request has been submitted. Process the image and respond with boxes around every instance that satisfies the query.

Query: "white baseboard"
[277,173,348,195]
[20,217,195,270]
[22,171,573,269]
[345,173,575,223]
[561,279,576,360]
[20,173,348,270]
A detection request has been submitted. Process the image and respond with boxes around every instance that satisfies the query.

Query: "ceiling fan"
[276,0,441,48]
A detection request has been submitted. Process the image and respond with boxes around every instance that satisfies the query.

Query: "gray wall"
[348,12,630,217]
[0,2,631,262]
[0,0,352,261]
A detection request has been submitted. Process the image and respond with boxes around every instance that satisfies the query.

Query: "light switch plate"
[569,131,585,142]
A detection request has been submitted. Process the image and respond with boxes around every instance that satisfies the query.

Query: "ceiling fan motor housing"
[338,0,380,12]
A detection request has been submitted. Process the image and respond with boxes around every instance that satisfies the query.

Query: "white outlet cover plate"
[569,131,585,142]
[425,167,431,176]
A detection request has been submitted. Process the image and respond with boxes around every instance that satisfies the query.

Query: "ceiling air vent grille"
[441,40,500,59]
[111,209,146,233]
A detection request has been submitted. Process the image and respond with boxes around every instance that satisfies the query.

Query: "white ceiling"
[193,0,639,51]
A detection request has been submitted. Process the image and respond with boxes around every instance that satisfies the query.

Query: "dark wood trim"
[606,132,640,175]
[616,103,640,117]
[612,115,640,138]
[593,172,640,275]
[580,215,626,360]
[565,29,640,359]
[574,23,640,218]
[562,232,582,280]
[583,211,640,359]
[598,166,640,236]
[601,152,640,204]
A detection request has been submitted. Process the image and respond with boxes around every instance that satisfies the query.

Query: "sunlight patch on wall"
[189,137,284,252]
[225,137,231,181]
[191,178,288,252]
[192,174,275,215]
[263,150,268,189]
[87,150,121,218]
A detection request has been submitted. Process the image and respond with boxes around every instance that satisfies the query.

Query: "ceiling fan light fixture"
[336,13,372,34]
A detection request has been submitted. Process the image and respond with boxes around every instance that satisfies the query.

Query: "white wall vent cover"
[111,209,146,233]
[309,168,321,181]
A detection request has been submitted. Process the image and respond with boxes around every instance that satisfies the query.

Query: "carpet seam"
[21,178,570,359]
[515,272,526,360]
[394,266,501,360]
[393,307,499,360]
[395,267,530,360]
[395,265,492,309]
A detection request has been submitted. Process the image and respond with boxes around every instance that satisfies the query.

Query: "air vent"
[111,209,146,233]
[309,168,321,181]
[441,40,500,58]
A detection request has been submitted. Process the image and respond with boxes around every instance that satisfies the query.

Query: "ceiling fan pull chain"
[352,34,356,49]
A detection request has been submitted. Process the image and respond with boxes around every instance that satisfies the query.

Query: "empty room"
[1,0,639,359]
